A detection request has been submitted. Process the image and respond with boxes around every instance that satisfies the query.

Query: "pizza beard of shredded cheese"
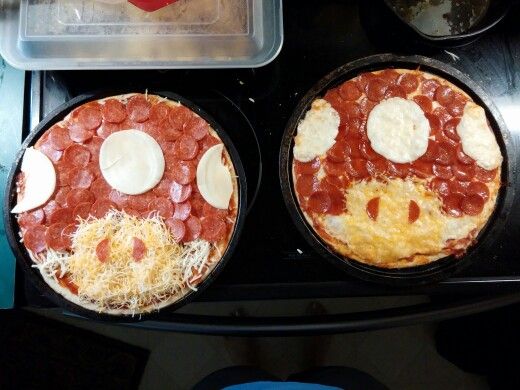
[33,210,211,315]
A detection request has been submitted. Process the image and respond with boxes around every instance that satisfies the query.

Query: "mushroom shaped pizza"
[292,69,502,268]
[12,93,239,315]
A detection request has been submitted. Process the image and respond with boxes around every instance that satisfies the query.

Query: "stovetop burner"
[19,1,520,309]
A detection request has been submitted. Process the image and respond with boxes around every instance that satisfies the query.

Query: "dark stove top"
[22,1,520,308]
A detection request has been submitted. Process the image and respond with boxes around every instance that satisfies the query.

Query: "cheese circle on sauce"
[456,103,502,170]
[99,130,165,195]
[367,97,430,164]
[12,147,56,213]
[196,144,233,210]
[293,99,340,162]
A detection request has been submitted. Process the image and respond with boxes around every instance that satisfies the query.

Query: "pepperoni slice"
[379,69,400,84]
[430,178,450,197]
[85,136,103,162]
[327,187,346,215]
[77,105,102,130]
[127,95,151,123]
[49,125,73,151]
[338,101,361,121]
[425,113,442,136]
[91,200,117,218]
[449,180,468,196]
[186,116,209,141]
[149,102,170,123]
[131,237,147,261]
[366,159,388,177]
[69,121,95,143]
[128,193,155,211]
[183,216,202,242]
[366,197,380,221]
[327,140,350,162]
[23,225,48,253]
[456,144,473,165]
[66,189,95,208]
[475,166,498,183]
[101,99,127,123]
[55,187,70,206]
[294,159,320,175]
[174,134,199,160]
[467,182,490,202]
[173,201,192,221]
[48,207,73,225]
[324,161,346,177]
[170,160,196,185]
[122,208,141,218]
[190,196,205,217]
[168,105,193,131]
[443,118,461,142]
[461,195,485,216]
[421,79,440,99]
[37,140,63,163]
[296,174,319,197]
[168,181,192,204]
[421,141,439,162]
[201,215,227,242]
[63,144,91,168]
[42,201,59,221]
[412,161,433,178]
[69,168,94,189]
[359,140,379,160]
[90,177,111,198]
[199,135,221,155]
[366,78,389,102]
[73,202,92,220]
[356,72,375,92]
[435,85,455,106]
[387,162,410,178]
[307,191,331,213]
[166,218,186,242]
[323,89,343,111]
[447,93,467,117]
[96,239,110,262]
[148,197,174,219]
[435,142,455,166]
[339,81,362,101]
[384,85,406,99]
[443,194,463,217]
[433,106,452,127]
[397,73,419,94]
[18,209,45,228]
[45,222,70,251]
[433,164,453,180]
[413,95,433,113]
[96,121,122,139]
[408,200,420,223]
[453,163,475,182]
[151,178,171,198]
[62,224,76,250]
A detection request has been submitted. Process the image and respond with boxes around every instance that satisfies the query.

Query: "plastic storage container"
[0,0,283,69]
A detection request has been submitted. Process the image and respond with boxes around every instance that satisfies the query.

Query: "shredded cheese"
[33,210,210,314]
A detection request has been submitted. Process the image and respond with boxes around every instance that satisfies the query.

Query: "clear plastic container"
[0,0,283,69]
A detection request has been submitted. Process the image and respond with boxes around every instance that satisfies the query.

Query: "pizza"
[292,69,503,269]
[12,93,239,315]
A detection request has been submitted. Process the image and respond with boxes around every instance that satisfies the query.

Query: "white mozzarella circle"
[367,97,430,164]
[99,130,165,195]
[196,144,233,210]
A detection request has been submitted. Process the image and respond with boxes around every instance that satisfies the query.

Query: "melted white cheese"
[367,97,430,163]
[196,144,233,209]
[99,130,165,195]
[456,103,502,170]
[12,147,56,213]
[293,99,340,162]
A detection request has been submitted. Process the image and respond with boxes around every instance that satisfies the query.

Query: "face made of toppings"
[292,69,502,267]
[14,93,238,312]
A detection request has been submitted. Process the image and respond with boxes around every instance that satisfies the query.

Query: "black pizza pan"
[3,90,247,322]
[279,54,515,286]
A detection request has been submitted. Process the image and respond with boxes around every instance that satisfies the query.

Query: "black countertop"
[20,1,520,310]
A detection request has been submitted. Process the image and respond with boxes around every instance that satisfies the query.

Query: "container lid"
[0,0,283,69]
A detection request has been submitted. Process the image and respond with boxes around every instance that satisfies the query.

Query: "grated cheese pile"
[34,210,210,314]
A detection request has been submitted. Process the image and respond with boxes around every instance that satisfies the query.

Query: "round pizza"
[292,69,503,268]
[12,93,239,315]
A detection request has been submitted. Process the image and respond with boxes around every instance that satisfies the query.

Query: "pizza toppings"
[366,197,380,221]
[408,200,420,223]
[96,238,111,263]
[99,130,165,195]
[23,225,48,253]
[367,97,430,164]
[196,144,233,210]
[293,99,340,162]
[132,237,147,261]
[456,103,502,170]
[12,148,57,214]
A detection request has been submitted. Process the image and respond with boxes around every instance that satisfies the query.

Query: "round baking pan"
[4,90,248,321]
[279,54,515,286]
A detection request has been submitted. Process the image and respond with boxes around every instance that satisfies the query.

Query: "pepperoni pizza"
[14,93,239,315]
[292,69,502,268]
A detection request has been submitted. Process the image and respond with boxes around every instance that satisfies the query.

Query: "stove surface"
[21,1,520,306]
